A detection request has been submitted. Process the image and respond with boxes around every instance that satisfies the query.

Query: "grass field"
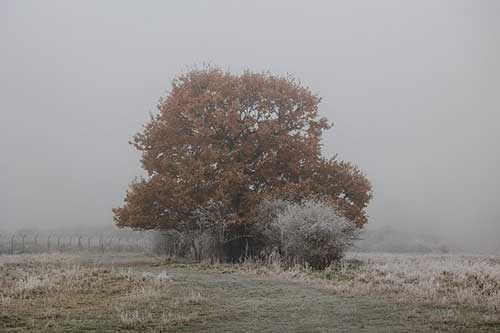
[1,252,499,332]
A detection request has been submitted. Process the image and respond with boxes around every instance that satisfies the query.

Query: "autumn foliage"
[113,67,372,242]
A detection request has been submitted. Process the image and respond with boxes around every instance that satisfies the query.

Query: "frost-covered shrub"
[274,199,359,269]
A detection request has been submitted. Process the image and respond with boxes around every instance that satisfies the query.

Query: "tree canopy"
[113,68,372,235]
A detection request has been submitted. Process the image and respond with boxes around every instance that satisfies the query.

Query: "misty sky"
[1,1,499,250]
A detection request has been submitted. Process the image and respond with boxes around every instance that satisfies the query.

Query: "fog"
[1,1,499,251]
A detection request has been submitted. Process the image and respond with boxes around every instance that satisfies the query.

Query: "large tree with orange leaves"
[113,67,371,237]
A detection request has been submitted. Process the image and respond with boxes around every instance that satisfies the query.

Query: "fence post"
[99,237,104,253]
[34,234,39,253]
[10,235,15,255]
[87,237,91,250]
[78,235,83,250]
[21,235,26,254]
[57,236,61,250]
[47,235,51,252]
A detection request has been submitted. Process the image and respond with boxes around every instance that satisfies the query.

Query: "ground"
[0,252,499,332]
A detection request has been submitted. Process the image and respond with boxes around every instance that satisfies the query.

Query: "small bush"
[152,230,189,257]
[249,199,289,256]
[272,199,359,269]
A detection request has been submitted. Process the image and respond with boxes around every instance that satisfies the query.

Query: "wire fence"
[0,232,155,255]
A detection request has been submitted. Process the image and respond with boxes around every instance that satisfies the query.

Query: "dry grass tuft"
[0,295,12,307]
[174,290,205,306]
[114,307,146,327]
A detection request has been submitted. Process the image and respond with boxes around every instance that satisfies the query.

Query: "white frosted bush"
[274,199,359,269]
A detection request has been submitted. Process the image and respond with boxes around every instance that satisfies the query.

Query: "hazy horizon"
[1,1,499,252]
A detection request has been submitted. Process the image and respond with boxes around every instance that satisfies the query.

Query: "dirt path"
[165,268,431,332]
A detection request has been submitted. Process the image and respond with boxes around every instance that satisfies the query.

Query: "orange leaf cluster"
[113,68,372,231]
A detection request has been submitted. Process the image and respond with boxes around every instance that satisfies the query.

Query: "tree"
[113,67,372,242]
